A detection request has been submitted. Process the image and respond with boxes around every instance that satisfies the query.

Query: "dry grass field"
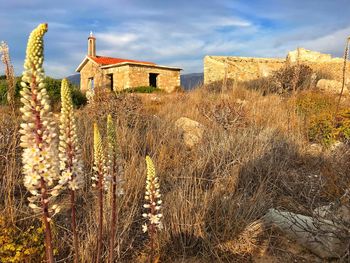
[1,82,350,262]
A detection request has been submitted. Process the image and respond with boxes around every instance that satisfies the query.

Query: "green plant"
[296,91,336,117]
[0,80,7,104]
[0,217,46,263]
[123,86,161,94]
[308,112,336,146]
[71,87,87,107]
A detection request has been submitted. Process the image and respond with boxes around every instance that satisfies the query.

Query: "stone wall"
[80,60,181,93]
[80,60,106,92]
[104,66,130,91]
[204,56,285,84]
[128,65,180,92]
[204,48,350,85]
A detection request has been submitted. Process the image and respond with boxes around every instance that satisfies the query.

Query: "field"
[1,79,350,262]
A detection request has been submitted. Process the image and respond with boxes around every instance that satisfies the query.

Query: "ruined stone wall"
[204,56,285,84]
[128,65,181,92]
[204,49,350,85]
[297,61,350,83]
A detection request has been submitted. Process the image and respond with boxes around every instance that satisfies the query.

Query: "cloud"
[0,0,349,77]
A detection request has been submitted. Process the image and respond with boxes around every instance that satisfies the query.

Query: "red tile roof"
[89,56,156,66]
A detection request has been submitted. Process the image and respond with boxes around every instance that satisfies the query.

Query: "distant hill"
[66,74,80,86]
[65,72,204,90]
[180,73,203,90]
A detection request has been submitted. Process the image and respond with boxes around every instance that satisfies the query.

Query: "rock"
[314,204,350,223]
[316,79,344,94]
[175,117,205,148]
[262,208,348,259]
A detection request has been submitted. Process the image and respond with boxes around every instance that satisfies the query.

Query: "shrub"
[0,76,86,108]
[71,87,87,108]
[297,91,350,145]
[269,64,314,94]
[0,80,7,105]
[308,112,336,146]
[123,86,162,93]
[296,91,336,117]
[0,216,46,263]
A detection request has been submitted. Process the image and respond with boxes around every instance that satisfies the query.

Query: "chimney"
[88,31,96,57]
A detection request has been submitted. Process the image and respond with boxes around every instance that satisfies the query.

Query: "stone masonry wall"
[204,56,285,84]
[80,61,180,93]
[80,60,106,92]
[204,48,350,85]
[128,65,180,92]
[104,66,130,91]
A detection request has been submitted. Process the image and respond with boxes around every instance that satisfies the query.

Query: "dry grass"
[1,84,349,262]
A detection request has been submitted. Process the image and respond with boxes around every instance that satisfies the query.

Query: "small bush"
[123,86,162,93]
[0,81,7,105]
[296,91,336,117]
[204,79,235,93]
[294,91,350,146]
[71,87,87,108]
[308,112,336,146]
[0,217,46,263]
[269,64,314,94]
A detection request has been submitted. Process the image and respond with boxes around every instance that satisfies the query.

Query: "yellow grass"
[0,85,349,262]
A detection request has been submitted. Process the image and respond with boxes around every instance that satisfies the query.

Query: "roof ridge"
[89,55,156,66]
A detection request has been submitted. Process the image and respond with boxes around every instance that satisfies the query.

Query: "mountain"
[180,73,203,90]
[65,72,204,90]
[66,74,80,86]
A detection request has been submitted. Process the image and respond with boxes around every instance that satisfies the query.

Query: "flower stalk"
[20,23,58,263]
[107,114,123,263]
[142,156,163,262]
[93,123,107,262]
[59,78,83,263]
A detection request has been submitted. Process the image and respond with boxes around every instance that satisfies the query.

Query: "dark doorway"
[149,73,158,88]
[107,74,113,91]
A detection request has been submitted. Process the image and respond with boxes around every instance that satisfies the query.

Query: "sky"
[1,0,350,78]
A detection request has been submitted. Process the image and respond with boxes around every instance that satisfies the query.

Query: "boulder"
[175,117,205,148]
[262,208,348,259]
[316,79,344,94]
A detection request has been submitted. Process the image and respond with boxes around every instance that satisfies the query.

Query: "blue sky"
[1,0,350,78]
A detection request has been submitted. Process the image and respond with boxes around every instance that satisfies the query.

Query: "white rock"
[175,117,205,148]
[316,79,344,94]
[262,208,348,258]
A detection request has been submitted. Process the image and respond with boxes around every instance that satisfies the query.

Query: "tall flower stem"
[142,156,163,263]
[93,123,107,263]
[336,37,350,116]
[97,167,103,263]
[40,177,55,263]
[107,115,121,263]
[20,23,59,263]
[59,79,83,263]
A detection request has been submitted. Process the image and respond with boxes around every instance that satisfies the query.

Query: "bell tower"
[88,31,96,57]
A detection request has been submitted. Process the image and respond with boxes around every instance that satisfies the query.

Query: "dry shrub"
[269,64,314,94]
[198,98,247,130]
[243,64,314,95]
